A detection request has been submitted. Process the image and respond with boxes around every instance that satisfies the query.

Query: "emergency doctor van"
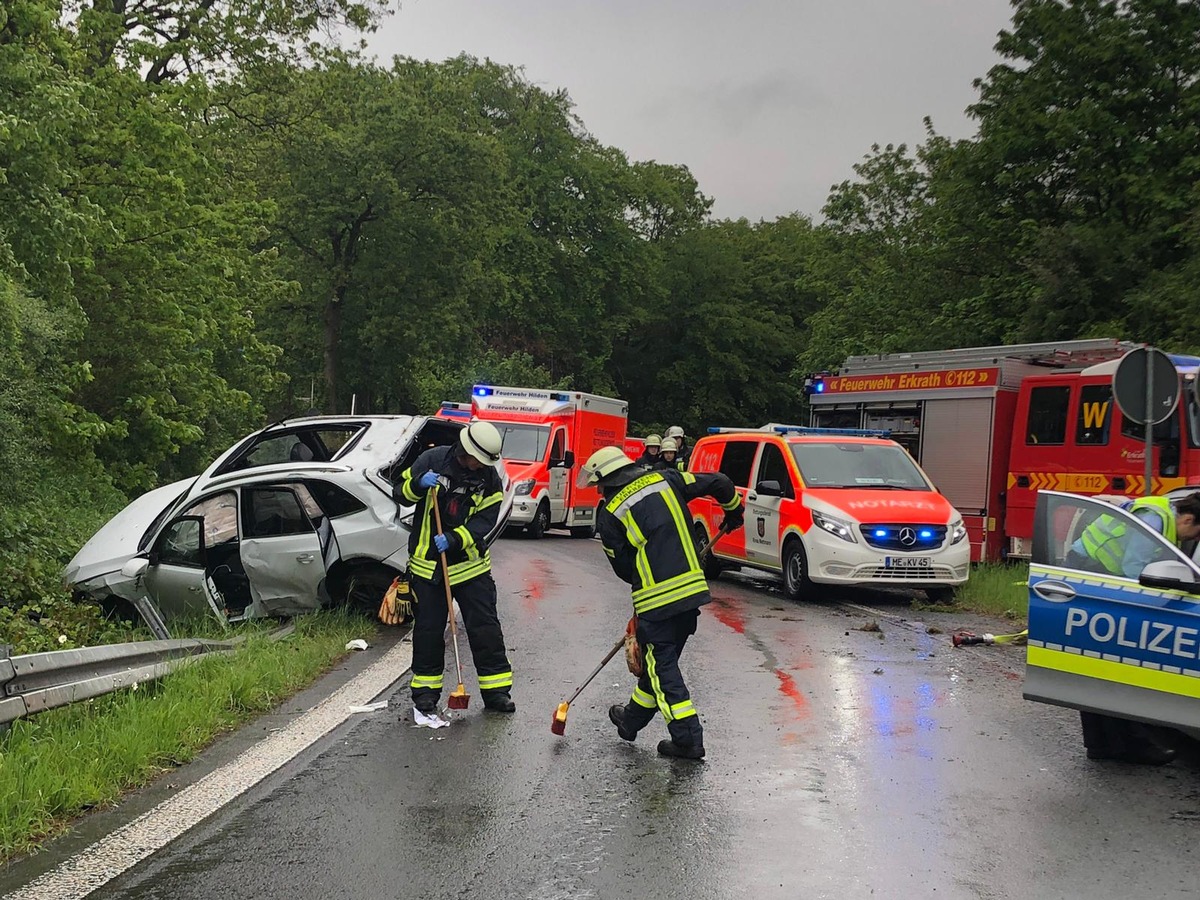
[470,385,629,538]
[688,425,970,601]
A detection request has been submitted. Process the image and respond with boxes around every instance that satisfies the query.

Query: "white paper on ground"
[345,639,369,651]
[413,707,450,728]
[348,700,388,713]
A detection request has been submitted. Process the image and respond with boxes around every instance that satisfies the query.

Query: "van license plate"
[885,557,932,568]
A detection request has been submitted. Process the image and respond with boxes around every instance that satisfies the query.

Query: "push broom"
[551,520,732,735]
[431,486,470,709]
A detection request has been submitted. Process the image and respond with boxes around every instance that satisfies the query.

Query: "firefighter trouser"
[409,572,513,706]
[621,608,703,748]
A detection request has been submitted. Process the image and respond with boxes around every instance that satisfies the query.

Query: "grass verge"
[949,562,1031,620]
[0,610,371,861]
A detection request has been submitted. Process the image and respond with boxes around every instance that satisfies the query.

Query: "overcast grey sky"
[365,0,1016,222]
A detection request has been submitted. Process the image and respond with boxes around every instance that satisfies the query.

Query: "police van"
[1024,490,1200,741]
[687,425,970,602]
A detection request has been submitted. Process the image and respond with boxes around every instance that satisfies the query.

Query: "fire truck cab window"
[1120,405,1181,476]
[718,441,758,489]
[1026,386,1071,445]
[1075,385,1113,445]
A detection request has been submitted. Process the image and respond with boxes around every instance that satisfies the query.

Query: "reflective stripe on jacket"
[1079,496,1176,576]
[597,469,740,619]
[395,445,505,585]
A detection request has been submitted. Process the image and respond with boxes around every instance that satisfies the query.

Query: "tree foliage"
[5,0,1200,647]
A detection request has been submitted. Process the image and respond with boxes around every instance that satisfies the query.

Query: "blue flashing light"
[814,381,825,393]
[772,425,892,438]
[874,529,887,538]
[919,529,934,539]
[474,386,492,397]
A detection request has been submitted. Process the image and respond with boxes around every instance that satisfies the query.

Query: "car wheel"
[569,518,596,539]
[695,523,723,581]
[782,538,813,601]
[527,501,550,539]
[925,586,956,605]
[342,565,396,616]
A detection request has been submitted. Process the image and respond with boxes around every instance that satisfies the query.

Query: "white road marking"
[9,639,413,900]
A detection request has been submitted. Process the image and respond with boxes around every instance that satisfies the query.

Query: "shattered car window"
[243,487,313,538]
[183,493,238,547]
[157,519,203,567]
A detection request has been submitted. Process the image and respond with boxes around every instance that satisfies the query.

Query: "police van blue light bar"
[772,426,892,438]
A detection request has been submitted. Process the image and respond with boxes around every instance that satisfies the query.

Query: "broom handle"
[566,635,627,705]
[563,519,734,706]
[429,484,465,685]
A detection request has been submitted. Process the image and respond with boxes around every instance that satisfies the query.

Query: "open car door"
[1024,490,1200,732]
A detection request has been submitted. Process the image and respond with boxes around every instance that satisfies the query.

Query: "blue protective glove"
[418,470,440,490]
[433,533,451,554]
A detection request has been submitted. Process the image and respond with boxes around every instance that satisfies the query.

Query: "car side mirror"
[553,451,575,469]
[1138,559,1200,594]
[124,556,151,577]
[756,480,783,497]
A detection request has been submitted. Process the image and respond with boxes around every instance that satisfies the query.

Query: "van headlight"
[514,479,536,496]
[949,519,967,545]
[811,510,857,543]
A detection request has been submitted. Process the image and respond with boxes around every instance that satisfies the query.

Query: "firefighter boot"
[413,693,439,714]
[482,691,516,713]
[659,716,704,759]
[609,705,638,741]
[657,739,705,760]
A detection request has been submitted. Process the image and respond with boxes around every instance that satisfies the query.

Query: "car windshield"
[790,442,930,490]
[496,424,550,462]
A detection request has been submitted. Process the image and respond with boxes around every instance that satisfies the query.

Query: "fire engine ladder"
[836,338,1138,375]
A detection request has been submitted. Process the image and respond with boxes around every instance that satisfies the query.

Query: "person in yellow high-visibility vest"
[1073,493,1200,765]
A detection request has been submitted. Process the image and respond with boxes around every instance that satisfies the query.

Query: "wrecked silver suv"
[65,416,510,637]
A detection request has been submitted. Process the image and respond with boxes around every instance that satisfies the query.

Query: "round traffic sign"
[1113,347,1180,426]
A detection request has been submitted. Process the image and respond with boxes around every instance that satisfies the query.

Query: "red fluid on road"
[708,601,746,634]
[774,669,811,719]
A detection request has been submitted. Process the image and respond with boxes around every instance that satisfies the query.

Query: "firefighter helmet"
[645,434,662,448]
[660,437,679,453]
[665,426,685,440]
[459,420,503,466]
[578,446,635,488]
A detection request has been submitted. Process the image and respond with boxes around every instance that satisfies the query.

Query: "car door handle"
[296,554,315,564]
[746,491,758,502]
[1032,580,1076,603]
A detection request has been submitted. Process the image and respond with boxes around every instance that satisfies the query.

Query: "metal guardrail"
[0,628,293,726]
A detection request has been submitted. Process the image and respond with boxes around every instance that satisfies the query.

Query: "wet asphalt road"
[25,536,1200,898]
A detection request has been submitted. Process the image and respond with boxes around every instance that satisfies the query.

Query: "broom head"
[550,701,569,735]
[447,684,470,709]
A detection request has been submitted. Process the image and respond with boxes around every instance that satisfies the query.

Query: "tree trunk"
[323,288,343,414]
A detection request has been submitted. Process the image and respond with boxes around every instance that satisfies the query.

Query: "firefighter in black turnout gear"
[394,421,515,713]
[580,446,744,759]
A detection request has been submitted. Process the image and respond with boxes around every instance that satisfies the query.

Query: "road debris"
[856,620,882,633]
[345,639,370,651]
[348,700,389,714]
[413,708,450,728]
[951,629,1028,647]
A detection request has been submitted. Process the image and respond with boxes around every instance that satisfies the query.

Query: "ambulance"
[470,385,629,538]
[807,339,1200,561]
[434,401,472,422]
[687,425,970,602]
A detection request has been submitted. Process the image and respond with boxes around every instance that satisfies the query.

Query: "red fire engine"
[808,339,1200,562]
